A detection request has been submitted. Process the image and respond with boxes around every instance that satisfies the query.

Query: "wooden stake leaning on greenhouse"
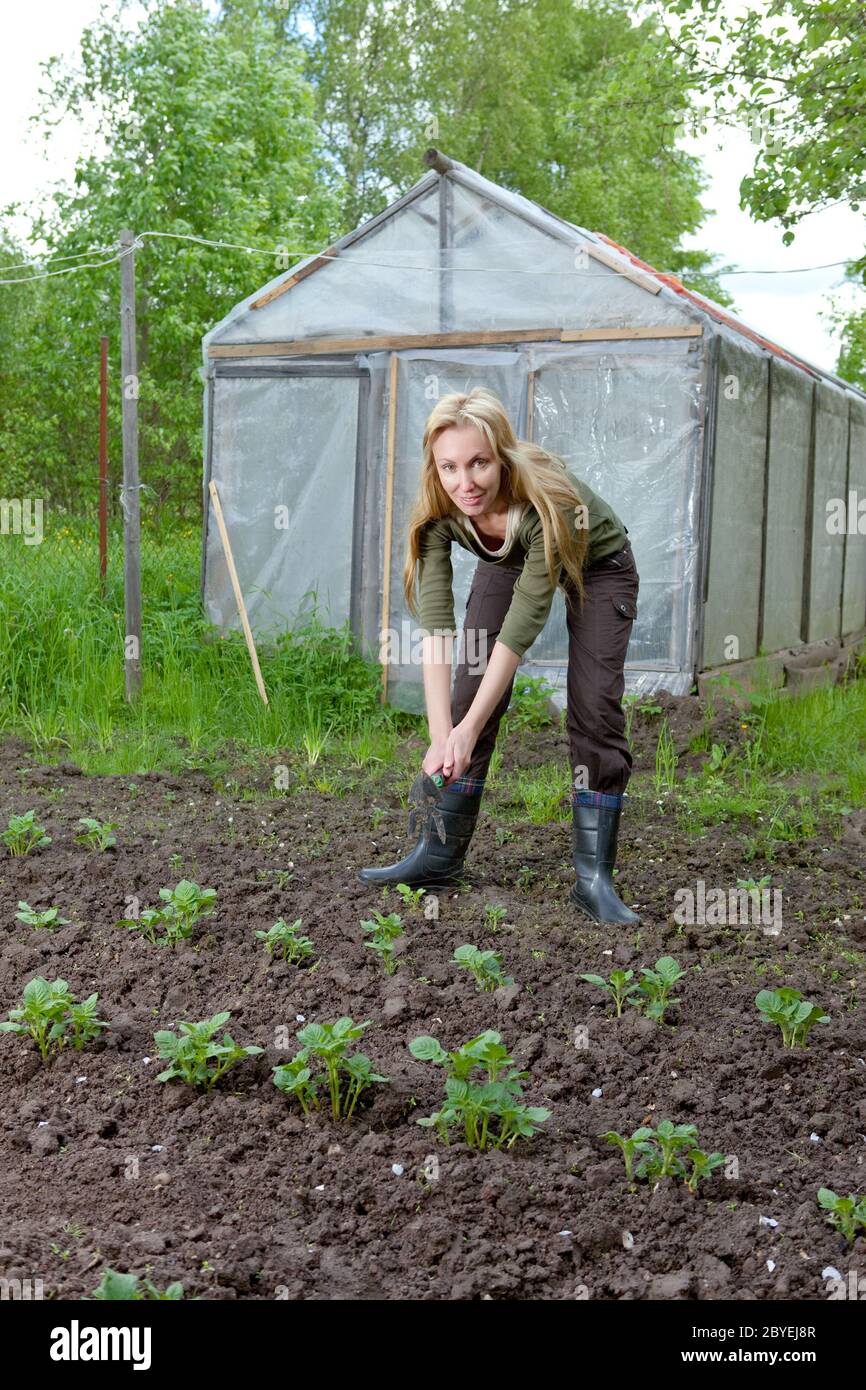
[207,480,269,706]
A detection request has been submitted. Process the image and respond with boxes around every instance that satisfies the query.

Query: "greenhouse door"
[203,363,367,640]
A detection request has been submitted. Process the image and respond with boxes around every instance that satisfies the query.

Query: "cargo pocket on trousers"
[611,595,637,620]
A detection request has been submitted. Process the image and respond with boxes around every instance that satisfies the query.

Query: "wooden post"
[208,480,269,705]
[379,353,399,703]
[119,230,142,700]
[99,335,108,586]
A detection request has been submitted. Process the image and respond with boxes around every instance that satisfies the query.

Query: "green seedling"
[92,1268,184,1300]
[817,1187,866,1244]
[117,880,217,947]
[515,865,536,890]
[453,943,514,993]
[685,1148,728,1194]
[255,917,314,964]
[603,1119,723,1192]
[638,698,662,718]
[0,976,108,1061]
[274,1017,388,1121]
[66,994,110,1051]
[2,811,51,857]
[755,987,829,1048]
[76,817,118,851]
[119,906,166,945]
[635,955,686,1022]
[484,904,507,932]
[157,880,217,941]
[154,1012,263,1090]
[644,1120,698,1177]
[409,1031,550,1151]
[737,873,772,895]
[705,742,728,772]
[640,1121,702,1180]
[579,968,640,1017]
[360,911,405,975]
[395,883,426,911]
[272,1056,319,1116]
[15,902,70,931]
[600,1126,655,1182]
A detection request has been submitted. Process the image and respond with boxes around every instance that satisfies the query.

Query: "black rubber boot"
[357,784,483,888]
[568,799,641,925]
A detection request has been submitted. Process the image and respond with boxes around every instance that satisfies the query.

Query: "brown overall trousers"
[451,540,640,795]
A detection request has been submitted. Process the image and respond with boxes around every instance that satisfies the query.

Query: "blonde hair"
[403,387,589,619]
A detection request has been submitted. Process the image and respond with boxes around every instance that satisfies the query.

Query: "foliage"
[817,1187,866,1244]
[92,1268,184,1300]
[579,967,639,1017]
[117,880,216,946]
[755,987,829,1049]
[273,1017,388,1120]
[255,917,315,964]
[15,902,70,931]
[453,943,514,993]
[503,674,554,732]
[635,955,686,1022]
[154,1012,263,1088]
[665,0,866,388]
[360,911,404,975]
[483,903,507,931]
[0,0,730,515]
[0,0,337,514]
[409,1030,550,1150]
[395,883,426,911]
[0,976,108,1060]
[76,817,118,851]
[602,1120,725,1191]
[0,525,410,775]
[2,811,51,857]
[654,719,678,795]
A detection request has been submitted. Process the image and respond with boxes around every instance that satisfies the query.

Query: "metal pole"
[99,335,108,586]
[119,229,142,700]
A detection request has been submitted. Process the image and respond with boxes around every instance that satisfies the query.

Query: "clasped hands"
[421,717,478,786]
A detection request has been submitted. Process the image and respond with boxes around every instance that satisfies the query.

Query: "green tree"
[662,0,866,386]
[284,0,731,297]
[0,0,337,516]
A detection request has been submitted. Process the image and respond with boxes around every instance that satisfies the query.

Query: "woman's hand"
[424,719,478,785]
[422,736,452,779]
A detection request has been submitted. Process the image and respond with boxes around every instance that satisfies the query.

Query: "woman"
[358,387,640,926]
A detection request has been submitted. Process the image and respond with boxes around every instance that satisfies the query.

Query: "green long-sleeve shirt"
[416,472,628,659]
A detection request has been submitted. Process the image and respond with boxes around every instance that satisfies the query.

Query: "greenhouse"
[201,147,866,710]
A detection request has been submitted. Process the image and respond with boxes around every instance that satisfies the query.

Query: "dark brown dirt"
[1,696,865,1302]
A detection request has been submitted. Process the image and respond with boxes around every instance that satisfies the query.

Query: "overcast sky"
[3,0,864,378]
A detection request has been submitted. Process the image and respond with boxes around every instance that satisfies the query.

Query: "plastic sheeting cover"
[204,374,360,637]
[207,181,693,347]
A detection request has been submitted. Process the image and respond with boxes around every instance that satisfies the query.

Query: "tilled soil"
[1,697,865,1302]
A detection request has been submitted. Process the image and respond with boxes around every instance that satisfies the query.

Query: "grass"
[667,664,866,846]
[495,762,571,823]
[0,518,414,774]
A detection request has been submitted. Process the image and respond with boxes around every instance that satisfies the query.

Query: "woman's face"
[431,423,503,517]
